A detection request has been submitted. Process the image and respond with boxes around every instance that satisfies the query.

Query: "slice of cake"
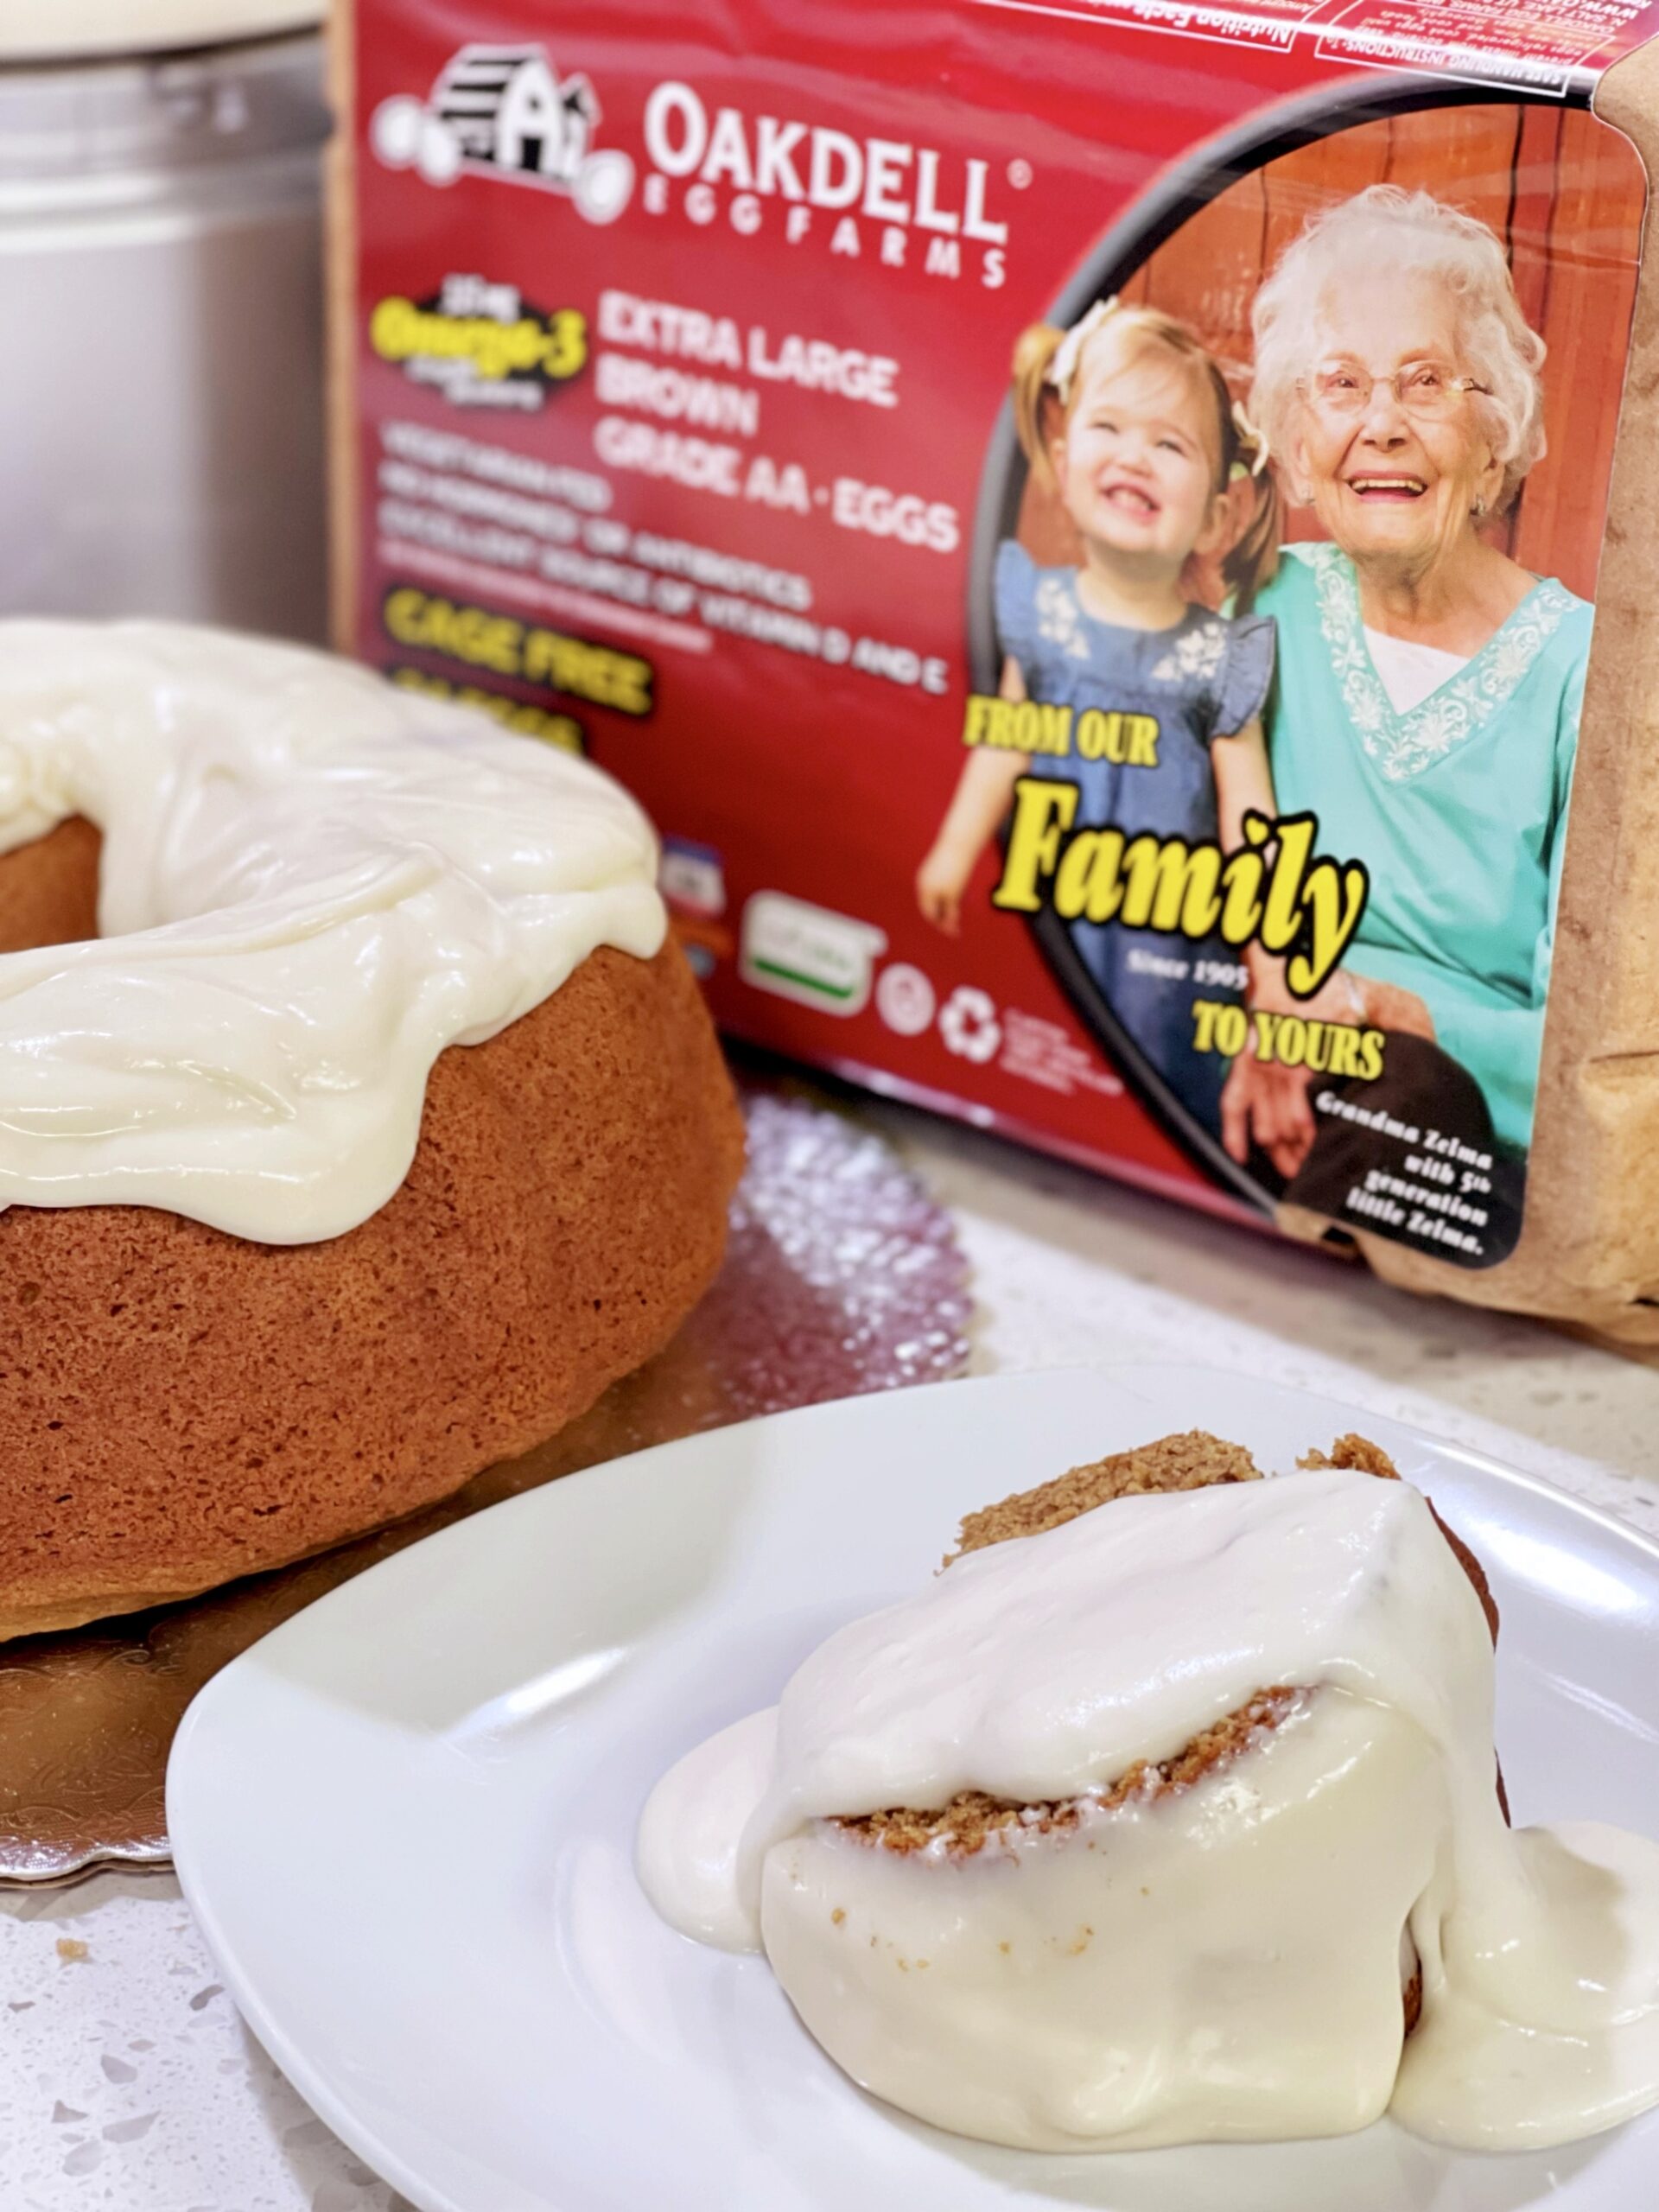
[639,1426,1659,2154]
[765,1433,1451,2141]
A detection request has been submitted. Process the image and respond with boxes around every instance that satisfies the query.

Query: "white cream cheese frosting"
[638,1467,1659,2153]
[0,620,664,1243]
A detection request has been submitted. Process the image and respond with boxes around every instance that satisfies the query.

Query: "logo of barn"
[371,45,635,225]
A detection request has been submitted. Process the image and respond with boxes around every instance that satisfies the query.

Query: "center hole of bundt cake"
[0,818,103,952]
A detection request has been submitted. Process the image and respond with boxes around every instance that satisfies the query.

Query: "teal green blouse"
[1253,543,1591,1153]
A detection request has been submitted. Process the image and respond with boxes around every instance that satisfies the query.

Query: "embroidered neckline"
[1296,542,1577,783]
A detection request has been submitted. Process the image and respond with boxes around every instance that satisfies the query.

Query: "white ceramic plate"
[168,1366,1659,2212]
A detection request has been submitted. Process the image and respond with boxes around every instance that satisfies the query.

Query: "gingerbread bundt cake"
[640,1426,1659,2152]
[0,621,743,1639]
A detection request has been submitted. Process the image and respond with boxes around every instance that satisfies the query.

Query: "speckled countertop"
[2,1097,1655,2212]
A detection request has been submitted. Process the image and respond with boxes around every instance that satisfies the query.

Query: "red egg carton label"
[340,0,1653,1268]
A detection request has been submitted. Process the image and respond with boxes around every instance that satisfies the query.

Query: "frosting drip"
[0,620,665,1243]
[638,1468,1659,2152]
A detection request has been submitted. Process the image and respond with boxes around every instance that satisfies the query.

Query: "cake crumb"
[949,1430,1262,1562]
[1299,1433,1400,1479]
[55,1939,89,1964]
[830,1908,845,1926]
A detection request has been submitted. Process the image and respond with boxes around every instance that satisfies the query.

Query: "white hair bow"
[1047,298,1118,406]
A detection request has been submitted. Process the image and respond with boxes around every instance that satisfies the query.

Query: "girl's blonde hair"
[1012,302,1280,609]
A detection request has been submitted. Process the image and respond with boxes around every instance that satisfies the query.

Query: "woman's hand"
[1352,977,1436,1041]
[1220,1045,1317,1178]
[1220,968,1437,1176]
[915,840,972,936]
[1220,947,1334,1175]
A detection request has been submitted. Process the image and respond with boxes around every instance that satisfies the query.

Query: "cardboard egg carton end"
[327,0,1659,1350]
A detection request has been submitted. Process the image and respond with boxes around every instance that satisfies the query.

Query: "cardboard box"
[328,0,1659,1344]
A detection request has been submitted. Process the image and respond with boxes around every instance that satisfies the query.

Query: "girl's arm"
[1211,717,1324,1173]
[1211,714,1273,853]
[1211,719,1297,1013]
[916,657,1027,936]
[1213,720,1362,1020]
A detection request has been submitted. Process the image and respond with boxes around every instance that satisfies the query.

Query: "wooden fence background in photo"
[1015,102,1648,606]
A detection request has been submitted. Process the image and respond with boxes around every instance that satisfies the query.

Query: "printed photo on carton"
[930,102,1642,1269]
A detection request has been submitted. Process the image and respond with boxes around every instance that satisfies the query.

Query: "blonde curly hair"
[1012,300,1279,607]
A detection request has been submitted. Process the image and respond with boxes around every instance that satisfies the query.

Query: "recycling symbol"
[938,985,1001,1065]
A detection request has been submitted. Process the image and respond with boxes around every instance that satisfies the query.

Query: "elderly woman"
[1223,185,1588,1243]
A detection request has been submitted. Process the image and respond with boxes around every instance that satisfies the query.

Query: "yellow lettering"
[369,296,585,381]
[519,626,653,714]
[1124,715,1160,767]
[1192,998,1224,1052]
[379,590,657,705]
[1054,829,1128,924]
[1074,711,1159,766]
[1249,1016,1381,1076]
[382,587,429,649]
[388,667,583,752]
[1038,702,1071,756]
[1117,836,1223,936]
[369,297,419,361]
[1217,846,1264,944]
[378,588,522,674]
[977,796,1370,994]
[993,779,1078,912]
[1326,1025,1362,1077]
[1261,811,1313,955]
[542,308,588,380]
[1287,859,1371,997]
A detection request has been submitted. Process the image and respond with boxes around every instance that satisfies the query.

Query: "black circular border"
[965,73,1556,1214]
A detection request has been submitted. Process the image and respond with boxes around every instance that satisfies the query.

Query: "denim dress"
[995,540,1276,1135]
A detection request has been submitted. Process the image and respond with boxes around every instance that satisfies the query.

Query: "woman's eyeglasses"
[1301,361,1491,422]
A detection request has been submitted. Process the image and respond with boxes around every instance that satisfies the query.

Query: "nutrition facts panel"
[1316,0,1659,90]
[972,0,1659,90]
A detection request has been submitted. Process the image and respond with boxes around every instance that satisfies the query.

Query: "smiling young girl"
[916,299,1281,1135]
